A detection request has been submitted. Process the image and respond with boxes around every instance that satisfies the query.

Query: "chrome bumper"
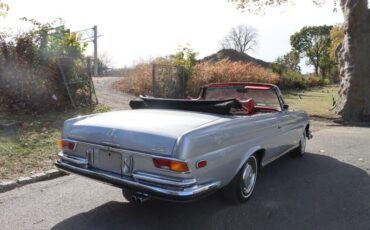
[55,153,220,201]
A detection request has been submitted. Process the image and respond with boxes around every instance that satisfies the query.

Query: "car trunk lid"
[64,109,223,156]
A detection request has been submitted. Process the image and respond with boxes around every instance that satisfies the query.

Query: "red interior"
[239,98,255,115]
[188,83,279,115]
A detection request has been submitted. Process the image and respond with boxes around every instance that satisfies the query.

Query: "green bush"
[278,70,306,90]
[305,75,330,88]
[278,72,331,90]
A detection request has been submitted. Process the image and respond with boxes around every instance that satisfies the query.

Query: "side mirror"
[283,104,289,110]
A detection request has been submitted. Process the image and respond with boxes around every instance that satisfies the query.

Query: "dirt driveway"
[93,76,137,111]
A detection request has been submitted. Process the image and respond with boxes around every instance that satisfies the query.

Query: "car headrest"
[239,98,255,114]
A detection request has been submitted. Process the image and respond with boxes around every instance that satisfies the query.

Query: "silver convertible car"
[56,83,312,204]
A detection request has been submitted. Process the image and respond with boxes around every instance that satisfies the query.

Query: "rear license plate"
[92,150,122,174]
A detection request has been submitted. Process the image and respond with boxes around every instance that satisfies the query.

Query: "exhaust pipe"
[137,195,149,204]
[130,194,149,204]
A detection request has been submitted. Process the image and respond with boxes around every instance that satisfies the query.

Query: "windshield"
[204,86,282,111]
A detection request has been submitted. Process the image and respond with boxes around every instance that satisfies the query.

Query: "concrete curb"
[0,181,17,193]
[0,169,68,193]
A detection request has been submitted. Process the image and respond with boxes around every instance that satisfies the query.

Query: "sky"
[0,0,343,72]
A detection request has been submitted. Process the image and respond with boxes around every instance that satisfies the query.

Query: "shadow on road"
[52,153,370,230]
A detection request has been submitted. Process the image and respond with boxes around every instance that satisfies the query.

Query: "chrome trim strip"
[63,139,186,162]
[58,152,88,166]
[261,144,299,167]
[132,172,197,187]
[101,141,121,148]
[55,160,220,199]
[61,140,192,175]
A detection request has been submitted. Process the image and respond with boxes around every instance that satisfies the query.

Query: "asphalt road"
[0,124,370,230]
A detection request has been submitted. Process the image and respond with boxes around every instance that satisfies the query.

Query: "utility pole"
[93,25,98,76]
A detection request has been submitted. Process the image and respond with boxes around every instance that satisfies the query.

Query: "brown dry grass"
[113,60,280,97]
[188,60,279,96]
[112,63,153,96]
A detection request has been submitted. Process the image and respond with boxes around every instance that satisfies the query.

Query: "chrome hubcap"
[241,157,257,198]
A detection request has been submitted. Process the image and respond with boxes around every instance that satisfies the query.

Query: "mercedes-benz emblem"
[106,129,115,138]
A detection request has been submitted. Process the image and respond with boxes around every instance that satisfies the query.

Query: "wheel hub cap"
[242,159,257,197]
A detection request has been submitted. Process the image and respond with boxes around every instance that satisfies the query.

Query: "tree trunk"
[334,0,370,122]
[314,65,319,76]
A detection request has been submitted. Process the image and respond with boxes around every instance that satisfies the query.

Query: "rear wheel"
[223,155,258,203]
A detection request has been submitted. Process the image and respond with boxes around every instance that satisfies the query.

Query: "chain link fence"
[152,64,186,98]
[59,57,98,108]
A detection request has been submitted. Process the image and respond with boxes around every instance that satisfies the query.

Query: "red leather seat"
[239,98,255,115]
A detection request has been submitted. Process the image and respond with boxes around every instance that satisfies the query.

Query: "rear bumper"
[55,157,220,202]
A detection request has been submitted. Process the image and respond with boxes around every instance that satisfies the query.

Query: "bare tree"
[97,52,112,76]
[221,24,258,53]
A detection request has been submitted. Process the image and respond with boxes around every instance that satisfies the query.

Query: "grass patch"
[0,104,110,181]
[283,85,340,118]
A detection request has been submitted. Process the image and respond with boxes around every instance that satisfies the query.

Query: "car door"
[277,110,298,152]
[273,88,298,156]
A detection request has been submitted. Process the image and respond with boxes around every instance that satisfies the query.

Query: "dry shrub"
[305,75,321,88]
[305,75,330,88]
[112,58,174,96]
[112,63,152,96]
[113,59,280,97]
[0,62,68,111]
[0,27,90,112]
[187,60,279,96]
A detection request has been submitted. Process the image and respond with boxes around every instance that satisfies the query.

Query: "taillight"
[153,158,189,172]
[57,140,76,150]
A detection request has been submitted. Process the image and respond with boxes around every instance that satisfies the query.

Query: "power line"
[78,35,102,42]
[72,28,94,34]
[71,26,102,76]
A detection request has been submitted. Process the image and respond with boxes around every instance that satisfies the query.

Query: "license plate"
[92,150,122,174]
